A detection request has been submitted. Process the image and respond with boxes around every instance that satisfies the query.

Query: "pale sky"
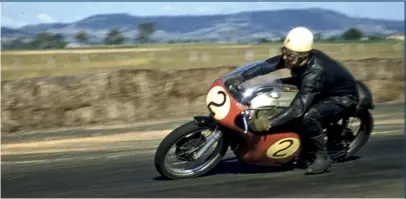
[1,2,404,28]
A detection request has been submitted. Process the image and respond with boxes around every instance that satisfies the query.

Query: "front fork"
[193,126,223,160]
[191,111,251,160]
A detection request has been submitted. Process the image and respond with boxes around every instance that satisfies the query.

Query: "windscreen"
[221,60,290,89]
[220,60,291,103]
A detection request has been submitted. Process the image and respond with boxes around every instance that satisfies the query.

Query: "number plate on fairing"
[266,137,300,159]
[206,86,231,120]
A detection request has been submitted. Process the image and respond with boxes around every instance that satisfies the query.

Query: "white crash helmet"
[283,27,314,52]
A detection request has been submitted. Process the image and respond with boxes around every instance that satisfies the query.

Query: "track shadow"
[153,176,171,181]
[334,155,361,163]
[152,157,295,181]
[206,159,295,176]
[153,156,361,181]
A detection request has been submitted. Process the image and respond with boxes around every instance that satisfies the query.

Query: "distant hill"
[1,8,404,43]
[2,27,34,37]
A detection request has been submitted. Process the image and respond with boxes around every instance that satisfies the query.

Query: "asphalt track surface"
[2,103,405,198]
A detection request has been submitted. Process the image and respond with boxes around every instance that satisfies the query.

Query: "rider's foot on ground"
[305,134,332,175]
[304,153,331,175]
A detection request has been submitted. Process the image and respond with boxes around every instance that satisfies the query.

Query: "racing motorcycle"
[154,60,374,180]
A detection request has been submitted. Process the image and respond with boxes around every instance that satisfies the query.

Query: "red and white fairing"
[204,62,302,165]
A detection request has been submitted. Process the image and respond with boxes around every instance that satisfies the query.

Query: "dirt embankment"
[2,58,404,133]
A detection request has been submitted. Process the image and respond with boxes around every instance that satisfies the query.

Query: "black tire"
[330,109,374,161]
[344,109,374,159]
[154,121,229,180]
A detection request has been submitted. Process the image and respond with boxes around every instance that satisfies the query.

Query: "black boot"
[305,134,331,175]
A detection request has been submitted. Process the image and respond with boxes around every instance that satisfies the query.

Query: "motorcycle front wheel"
[154,121,229,180]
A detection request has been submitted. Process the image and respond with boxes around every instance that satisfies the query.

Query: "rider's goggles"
[280,47,308,60]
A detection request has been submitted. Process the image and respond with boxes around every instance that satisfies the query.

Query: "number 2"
[207,91,227,117]
[206,86,231,120]
[266,137,300,159]
[272,139,294,157]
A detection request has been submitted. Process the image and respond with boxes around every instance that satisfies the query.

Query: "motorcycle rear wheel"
[154,121,229,180]
[327,109,374,161]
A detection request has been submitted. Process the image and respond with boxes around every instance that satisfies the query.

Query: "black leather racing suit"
[239,49,359,138]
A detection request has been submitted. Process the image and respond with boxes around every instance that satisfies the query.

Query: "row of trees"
[3,22,157,50]
[3,26,387,50]
[76,22,156,45]
[259,28,374,43]
[5,33,68,50]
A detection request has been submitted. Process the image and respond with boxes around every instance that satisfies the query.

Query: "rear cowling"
[356,80,374,110]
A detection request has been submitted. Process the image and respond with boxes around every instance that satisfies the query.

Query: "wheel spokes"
[163,128,221,175]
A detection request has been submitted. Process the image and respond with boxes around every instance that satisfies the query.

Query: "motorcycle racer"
[227,27,359,175]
